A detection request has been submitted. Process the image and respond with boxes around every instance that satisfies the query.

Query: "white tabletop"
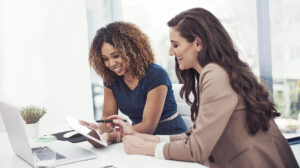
[2,127,299,168]
[0,132,207,168]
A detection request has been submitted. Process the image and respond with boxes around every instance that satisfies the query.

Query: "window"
[269,0,300,134]
[86,0,300,136]
[120,0,259,82]
[86,0,114,119]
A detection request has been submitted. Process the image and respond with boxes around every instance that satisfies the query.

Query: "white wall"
[0,0,94,130]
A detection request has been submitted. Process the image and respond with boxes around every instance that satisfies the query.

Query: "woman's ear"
[195,37,202,52]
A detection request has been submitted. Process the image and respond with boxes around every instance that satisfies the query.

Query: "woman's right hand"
[86,130,106,148]
[106,115,136,136]
[79,120,108,148]
[79,120,100,132]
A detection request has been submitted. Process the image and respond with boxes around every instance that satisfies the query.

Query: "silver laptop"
[0,101,97,167]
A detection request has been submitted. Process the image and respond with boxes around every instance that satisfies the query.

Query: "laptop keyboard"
[32,146,66,160]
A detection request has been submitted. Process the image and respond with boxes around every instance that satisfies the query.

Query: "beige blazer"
[163,63,298,168]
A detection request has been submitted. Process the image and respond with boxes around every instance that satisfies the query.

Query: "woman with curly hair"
[81,22,187,146]
[105,8,298,168]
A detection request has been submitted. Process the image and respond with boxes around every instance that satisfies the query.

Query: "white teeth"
[112,66,122,73]
[113,66,121,72]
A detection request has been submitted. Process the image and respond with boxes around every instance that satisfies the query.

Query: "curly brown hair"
[89,22,154,84]
[168,8,280,135]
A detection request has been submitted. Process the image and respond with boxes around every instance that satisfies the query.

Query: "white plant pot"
[25,122,39,138]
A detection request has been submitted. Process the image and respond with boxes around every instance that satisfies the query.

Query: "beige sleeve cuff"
[154,142,167,159]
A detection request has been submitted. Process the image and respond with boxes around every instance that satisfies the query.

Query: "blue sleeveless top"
[105,64,187,135]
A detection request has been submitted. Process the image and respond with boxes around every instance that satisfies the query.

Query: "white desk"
[0,132,207,168]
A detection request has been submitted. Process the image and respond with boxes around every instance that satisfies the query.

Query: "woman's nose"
[169,47,174,56]
[109,59,116,66]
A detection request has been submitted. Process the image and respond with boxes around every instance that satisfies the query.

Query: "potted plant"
[20,105,46,138]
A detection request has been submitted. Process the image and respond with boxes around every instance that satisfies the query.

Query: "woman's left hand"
[122,135,157,156]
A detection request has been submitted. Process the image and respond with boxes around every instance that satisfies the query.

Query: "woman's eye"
[113,55,119,59]
[103,58,108,61]
[173,44,178,48]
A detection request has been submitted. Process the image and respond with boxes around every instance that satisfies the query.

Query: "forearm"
[132,121,157,134]
[142,141,157,156]
[135,132,160,142]
[169,132,188,141]
[122,134,158,156]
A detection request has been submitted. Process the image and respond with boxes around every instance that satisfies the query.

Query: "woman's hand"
[135,133,160,143]
[79,120,111,148]
[106,115,136,136]
[86,130,106,148]
[122,135,157,156]
[79,120,101,133]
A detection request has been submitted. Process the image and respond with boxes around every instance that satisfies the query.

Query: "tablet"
[65,115,108,146]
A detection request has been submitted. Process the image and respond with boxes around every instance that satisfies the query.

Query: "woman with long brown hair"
[106,8,298,168]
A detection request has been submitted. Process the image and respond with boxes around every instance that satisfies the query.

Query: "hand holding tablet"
[65,115,108,147]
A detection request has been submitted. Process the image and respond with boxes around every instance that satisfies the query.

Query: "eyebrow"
[102,51,118,57]
[170,40,178,43]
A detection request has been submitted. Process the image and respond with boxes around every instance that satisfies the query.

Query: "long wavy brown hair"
[89,22,154,85]
[168,8,280,134]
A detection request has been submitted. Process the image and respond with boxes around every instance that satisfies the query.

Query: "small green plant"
[20,105,46,124]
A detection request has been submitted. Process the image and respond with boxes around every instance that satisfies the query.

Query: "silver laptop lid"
[0,101,97,167]
[0,101,34,166]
